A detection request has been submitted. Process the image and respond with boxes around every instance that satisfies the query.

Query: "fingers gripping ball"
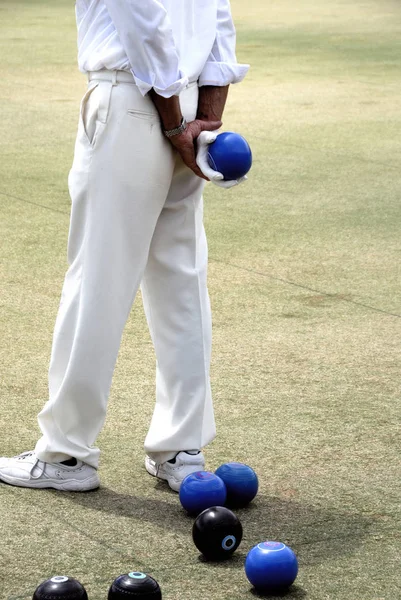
[215,462,259,507]
[207,132,252,180]
[245,542,299,592]
[33,576,88,600]
[108,572,162,600]
[179,471,227,515]
[192,506,243,561]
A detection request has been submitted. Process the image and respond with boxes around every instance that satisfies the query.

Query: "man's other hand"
[168,119,222,180]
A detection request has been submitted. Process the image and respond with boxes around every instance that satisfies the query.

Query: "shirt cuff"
[131,69,189,98]
[198,61,250,87]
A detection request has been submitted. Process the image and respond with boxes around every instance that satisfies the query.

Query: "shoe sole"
[0,473,100,492]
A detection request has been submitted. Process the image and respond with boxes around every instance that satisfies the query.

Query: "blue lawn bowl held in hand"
[179,471,227,515]
[245,542,299,592]
[215,462,259,507]
[207,132,252,180]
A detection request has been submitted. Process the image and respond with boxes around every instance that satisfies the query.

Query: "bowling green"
[0,0,400,598]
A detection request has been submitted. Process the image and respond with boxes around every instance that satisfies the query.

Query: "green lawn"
[0,1,400,599]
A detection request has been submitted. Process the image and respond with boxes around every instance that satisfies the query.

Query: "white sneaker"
[0,451,100,491]
[145,451,205,492]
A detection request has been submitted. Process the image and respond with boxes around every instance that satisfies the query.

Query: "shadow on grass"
[63,486,377,567]
[250,585,307,599]
[188,554,307,599]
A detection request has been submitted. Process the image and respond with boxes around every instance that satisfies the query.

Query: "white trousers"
[34,70,216,468]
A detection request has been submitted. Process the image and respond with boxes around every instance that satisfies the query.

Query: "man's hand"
[168,119,222,180]
[148,89,221,179]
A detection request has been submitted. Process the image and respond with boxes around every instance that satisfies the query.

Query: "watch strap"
[163,117,187,138]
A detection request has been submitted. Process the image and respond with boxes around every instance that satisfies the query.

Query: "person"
[0,0,249,493]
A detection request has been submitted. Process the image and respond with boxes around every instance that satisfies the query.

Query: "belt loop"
[112,70,117,86]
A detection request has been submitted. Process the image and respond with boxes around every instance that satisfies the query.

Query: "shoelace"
[15,451,34,460]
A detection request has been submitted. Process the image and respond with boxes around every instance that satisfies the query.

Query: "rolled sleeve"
[198,61,249,87]
[104,0,188,97]
[132,71,188,98]
[199,0,249,87]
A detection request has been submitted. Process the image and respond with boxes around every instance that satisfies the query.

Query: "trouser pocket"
[80,80,114,147]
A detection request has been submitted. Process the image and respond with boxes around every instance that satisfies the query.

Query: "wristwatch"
[163,117,187,138]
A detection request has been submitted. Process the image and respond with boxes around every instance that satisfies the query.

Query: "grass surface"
[1,1,401,599]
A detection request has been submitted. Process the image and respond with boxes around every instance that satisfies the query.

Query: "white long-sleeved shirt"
[76,0,249,97]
